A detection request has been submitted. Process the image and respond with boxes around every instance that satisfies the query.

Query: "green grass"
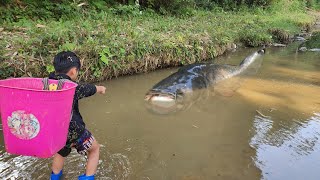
[0,5,316,82]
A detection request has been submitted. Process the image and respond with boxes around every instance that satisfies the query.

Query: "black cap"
[53,51,81,73]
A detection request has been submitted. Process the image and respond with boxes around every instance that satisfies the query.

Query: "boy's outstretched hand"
[96,85,106,94]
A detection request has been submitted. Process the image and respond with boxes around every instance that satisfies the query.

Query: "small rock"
[272,43,286,47]
[294,36,306,41]
[299,47,307,51]
[192,125,199,128]
[308,48,320,52]
[298,32,310,37]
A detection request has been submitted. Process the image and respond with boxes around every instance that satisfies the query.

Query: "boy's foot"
[50,170,63,180]
[78,174,95,180]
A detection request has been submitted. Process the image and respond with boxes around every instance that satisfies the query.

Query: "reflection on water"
[250,113,320,180]
[0,43,319,179]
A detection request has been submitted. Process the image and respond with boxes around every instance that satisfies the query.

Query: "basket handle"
[42,78,67,91]
[42,77,74,129]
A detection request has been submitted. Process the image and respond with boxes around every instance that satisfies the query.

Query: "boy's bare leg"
[85,139,100,176]
[52,153,65,174]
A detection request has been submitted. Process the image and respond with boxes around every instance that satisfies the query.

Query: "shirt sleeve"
[75,83,97,100]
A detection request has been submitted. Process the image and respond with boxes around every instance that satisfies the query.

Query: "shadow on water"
[0,42,319,180]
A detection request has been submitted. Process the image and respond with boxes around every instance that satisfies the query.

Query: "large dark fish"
[144,48,266,114]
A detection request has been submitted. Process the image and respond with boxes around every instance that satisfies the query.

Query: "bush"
[306,0,320,9]
[1,0,314,18]
[0,0,81,23]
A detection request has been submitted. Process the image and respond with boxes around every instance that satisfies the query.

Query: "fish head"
[144,86,193,115]
[144,72,206,115]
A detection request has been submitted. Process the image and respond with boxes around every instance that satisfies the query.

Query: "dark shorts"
[58,129,95,157]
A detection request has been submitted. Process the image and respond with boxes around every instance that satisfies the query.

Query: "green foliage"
[99,47,113,65]
[110,4,141,16]
[240,31,273,47]
[268,0,307,12]
[301,31,320,49]
[0,0,314,19]
[306,0,320,9]
[0,0,81,23]
[46,65,55,73]
[148,0,195,15]
[0,0,11,5]
[132,0,278,13]
[89,0,110,11]
[194,0,275,10]
[59,42,77,51]
[0,66,15,78]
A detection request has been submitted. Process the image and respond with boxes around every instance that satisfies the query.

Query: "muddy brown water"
[0,43,320,180]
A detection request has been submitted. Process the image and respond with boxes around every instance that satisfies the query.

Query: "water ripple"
[0,151,49,180]
[0,144,131,179]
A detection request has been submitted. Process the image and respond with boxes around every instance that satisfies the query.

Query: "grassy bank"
[0,3,316,82]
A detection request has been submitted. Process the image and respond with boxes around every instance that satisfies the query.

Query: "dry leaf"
[36,24,46,28]
[77,2,86,7]
[11,51,18,59]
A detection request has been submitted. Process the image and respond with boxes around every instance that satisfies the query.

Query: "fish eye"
[176,89,184,96]
[175,89,184,102]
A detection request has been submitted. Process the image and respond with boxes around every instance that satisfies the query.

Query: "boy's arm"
[75,84,97,100]
[75,84,106,100]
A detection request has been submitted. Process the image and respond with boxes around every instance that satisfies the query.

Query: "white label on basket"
[7,111,40,140]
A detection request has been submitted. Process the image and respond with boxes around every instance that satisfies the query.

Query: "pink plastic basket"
[0,77,77,158]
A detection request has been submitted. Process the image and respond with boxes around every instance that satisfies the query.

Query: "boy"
[49,51,106,180]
